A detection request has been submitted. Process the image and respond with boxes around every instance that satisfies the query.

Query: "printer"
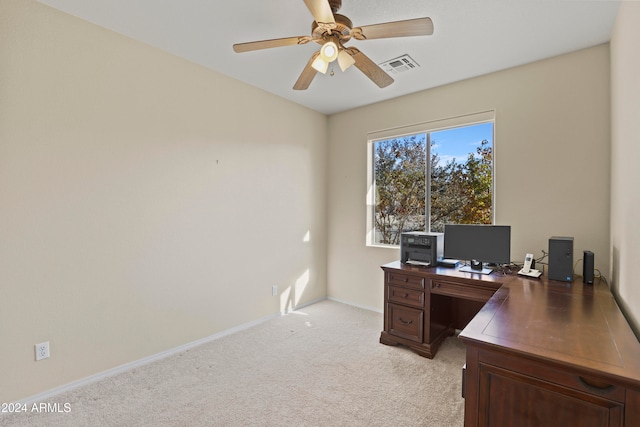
[400,232,444,267]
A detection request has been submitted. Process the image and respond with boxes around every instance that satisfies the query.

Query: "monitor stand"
[458,260,494,275]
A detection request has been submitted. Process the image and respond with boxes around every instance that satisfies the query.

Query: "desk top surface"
[382,261,640,386]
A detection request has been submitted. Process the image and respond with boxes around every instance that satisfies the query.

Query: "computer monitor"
[444,224,511,274]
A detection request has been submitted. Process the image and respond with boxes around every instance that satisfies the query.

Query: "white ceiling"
[37,0,621,115]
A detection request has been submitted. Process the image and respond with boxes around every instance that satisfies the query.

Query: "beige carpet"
[1,300,465,426]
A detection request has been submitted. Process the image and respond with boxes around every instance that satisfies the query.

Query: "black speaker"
[548,236,573,282]
[583,251,594,284]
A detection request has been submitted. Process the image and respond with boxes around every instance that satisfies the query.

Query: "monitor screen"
[444,224,511,272]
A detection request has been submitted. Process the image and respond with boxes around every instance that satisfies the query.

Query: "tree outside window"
[371,122,493,246]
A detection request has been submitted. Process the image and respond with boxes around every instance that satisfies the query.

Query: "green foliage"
[430,139,493,232]
[374,135,492,244]
[374,135,426,245]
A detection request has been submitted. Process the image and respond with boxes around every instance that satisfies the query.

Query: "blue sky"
[430,122,493,164]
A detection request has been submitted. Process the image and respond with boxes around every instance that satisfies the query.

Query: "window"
[367,113,494,246]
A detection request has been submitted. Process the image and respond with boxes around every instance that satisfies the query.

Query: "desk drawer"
[387,271,425,290]
[388,285,424,308]
[431,279,497,302]
[387,303,424,342]
[479,350,626,403]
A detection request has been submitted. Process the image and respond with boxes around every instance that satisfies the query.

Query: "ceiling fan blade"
[351,17,434,40]
[233,36,313,53]
[347,47,394,88]
[304,0,336,31]
[293,52,320,90]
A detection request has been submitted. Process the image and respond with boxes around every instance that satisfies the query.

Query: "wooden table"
[379,261,640,426]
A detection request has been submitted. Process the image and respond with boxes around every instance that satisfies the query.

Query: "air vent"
[379,54,420,75]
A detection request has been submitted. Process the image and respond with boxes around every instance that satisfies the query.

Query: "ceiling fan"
[232,0,434,90]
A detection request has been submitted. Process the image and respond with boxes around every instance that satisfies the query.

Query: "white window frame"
[366,110,496,247]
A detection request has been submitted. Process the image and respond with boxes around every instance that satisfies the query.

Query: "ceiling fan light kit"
[312,55,329,73]
[320,40,338,62]
[232,0,433,90]
[337,49,355,72]
[312,34,354,74]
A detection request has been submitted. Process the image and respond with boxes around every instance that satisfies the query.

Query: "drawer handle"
[578,376,615,393]
[398,317,413,325]
[403,278,409,282]
[403,293,409,298]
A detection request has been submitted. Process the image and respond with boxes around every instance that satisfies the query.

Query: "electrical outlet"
[272,285,278,296]
[35,341,50,361]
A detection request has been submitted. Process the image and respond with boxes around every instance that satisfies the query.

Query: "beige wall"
[610,1,640,335]
[327,45,611,311]
[0,0,327,402]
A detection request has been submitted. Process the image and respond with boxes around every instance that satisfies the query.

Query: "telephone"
[518,253,542,278]
[522,253,533,273]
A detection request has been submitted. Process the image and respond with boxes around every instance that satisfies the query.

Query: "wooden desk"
[379,261,640,427]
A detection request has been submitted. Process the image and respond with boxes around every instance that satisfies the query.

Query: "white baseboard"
[13,311,283,407]
[327,296,383,314]
[286,296,327,312]
[10,297,362,407]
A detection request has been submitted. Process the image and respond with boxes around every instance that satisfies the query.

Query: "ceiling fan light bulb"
[337,50,355,72]
[312,56,329,74]
[320,41,338,62]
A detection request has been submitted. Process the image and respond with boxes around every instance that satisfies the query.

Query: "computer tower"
[548,236,573,282]
[583,250,594,284]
